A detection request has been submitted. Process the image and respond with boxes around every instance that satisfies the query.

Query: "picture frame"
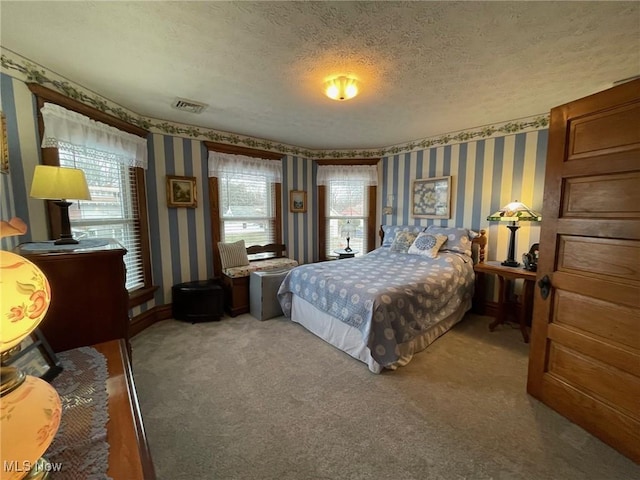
[167,175,197,208]
[1,329,62,383]
[1,112,8,174]
[290,190,307,213]
[411,176,452,219]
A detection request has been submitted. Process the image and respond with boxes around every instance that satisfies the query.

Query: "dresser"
[15,239,130,353]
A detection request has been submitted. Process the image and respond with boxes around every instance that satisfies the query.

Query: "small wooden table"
[334,249,358,259]
[473,261,537,343]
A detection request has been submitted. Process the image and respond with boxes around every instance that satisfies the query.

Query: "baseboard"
[156,304,173,320]
[130,303,173,337]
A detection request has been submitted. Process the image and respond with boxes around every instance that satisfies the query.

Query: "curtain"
[41,103,148,169]
[316,165,377,186]
[207,151,282,181]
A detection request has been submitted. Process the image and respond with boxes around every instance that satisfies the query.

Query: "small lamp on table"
[487,200,541,267]
[30,165,91,245]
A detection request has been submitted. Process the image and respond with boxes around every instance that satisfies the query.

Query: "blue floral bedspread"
[277,248,475,367]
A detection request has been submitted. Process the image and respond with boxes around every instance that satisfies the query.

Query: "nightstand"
[473,261,537,343]
[334,249,358,259]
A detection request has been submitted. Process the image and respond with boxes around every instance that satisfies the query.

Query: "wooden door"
[527,78,640,462]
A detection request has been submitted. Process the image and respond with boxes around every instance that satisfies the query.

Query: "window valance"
[41,103,148,169]
[316,165,378,186]
[208,151,282,182]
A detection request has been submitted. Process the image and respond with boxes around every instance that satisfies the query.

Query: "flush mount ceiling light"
[324,76,359,101]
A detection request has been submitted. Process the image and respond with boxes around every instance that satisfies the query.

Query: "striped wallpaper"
[2,71,548,316]
[379,131,548,264]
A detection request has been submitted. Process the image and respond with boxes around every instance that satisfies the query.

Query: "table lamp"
[341,220,355,252]
[30,165,91,245]
[0,222,61,480]
[487,200,541,267]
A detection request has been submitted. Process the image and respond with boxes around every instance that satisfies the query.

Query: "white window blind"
[40,103,148,293]
[58,142,145,291]
[218,172,276,246]
[325,179,369,257]
[208,151,282,248]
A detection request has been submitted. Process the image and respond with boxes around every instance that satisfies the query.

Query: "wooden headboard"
[377,226,487,263]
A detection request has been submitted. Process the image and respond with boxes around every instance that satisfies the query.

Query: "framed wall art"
[1,112,8,174]
[411,176,451,219]
[1,329,62,382]
[167,175,197,208]
[290,190,307,213]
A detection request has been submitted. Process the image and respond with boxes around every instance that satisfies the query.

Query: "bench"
[220,243,298,317]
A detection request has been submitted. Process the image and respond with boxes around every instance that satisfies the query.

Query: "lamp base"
[53,200,79,245]
[0,365,26,396]
[53,236,79,245]
[501,260,520,267]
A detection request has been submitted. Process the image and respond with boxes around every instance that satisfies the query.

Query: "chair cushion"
[218,240,250,269]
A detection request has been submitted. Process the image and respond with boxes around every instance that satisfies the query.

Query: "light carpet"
[131,313,639,480]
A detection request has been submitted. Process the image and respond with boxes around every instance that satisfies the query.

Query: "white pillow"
[408,232,448,258]
[218,240,250,269]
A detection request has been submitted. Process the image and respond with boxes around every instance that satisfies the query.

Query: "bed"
[277,225,486,373]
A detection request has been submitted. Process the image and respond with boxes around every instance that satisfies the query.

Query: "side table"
[473,261,537,343]
[334,249,359,259]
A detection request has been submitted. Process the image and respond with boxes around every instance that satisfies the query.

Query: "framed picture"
[1,112,8,174]
[1,329,62,383]
[167,175,197,208]
[411,176,452,218]
[290,190,307,213]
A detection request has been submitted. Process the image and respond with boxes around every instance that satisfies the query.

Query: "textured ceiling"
[1,1,639,150]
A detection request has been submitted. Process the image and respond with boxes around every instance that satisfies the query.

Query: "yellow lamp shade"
[30,165,91,201]
[0,250,51,352]
[0,375,62,480]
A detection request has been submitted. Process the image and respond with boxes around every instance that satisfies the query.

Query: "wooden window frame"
[316,159,378,262]
[204,141,283,278]
[28,84,156,307]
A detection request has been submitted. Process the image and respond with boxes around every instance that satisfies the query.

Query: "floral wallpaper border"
[1,50,549,159]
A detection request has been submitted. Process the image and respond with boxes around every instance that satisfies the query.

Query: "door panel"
[557,236,640,281]
[554,290,640,350]
[564,173,640,217]
[527,78,640,463]
[547,343,640,418]
[569,102,640,158]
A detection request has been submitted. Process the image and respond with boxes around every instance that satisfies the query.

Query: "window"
[325,179,369,256]
[317,163,378,259]
[58,142,145,291]
[33,96,152,302]
[208,150,282,253]
[218,172,276,246]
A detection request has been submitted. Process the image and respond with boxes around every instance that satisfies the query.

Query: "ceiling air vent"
[171,98,208,114]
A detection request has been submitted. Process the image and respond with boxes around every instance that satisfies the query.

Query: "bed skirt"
[290,294,472,373]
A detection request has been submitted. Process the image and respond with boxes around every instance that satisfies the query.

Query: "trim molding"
[130,303,174,337]
[2,48,549,159]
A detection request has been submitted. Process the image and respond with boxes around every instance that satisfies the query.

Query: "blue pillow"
[425,226,477,257]
[381,225,424,247]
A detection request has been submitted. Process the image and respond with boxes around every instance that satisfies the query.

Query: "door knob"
[537,275,551,300]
